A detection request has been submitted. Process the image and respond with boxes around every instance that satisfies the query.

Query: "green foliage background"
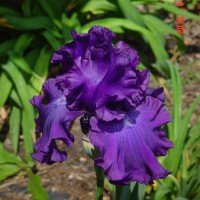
[0,0,199,199]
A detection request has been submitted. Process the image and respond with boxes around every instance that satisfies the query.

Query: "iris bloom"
[30,26,173,185]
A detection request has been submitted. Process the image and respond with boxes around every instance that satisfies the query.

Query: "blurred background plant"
[0,0,199,199]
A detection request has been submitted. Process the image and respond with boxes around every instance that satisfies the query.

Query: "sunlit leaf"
[81,0,117,14]
[27,170,49,200]
[0,72,12,108]
[0,164,21,181]
[9,106,21,154]
[14,34,34,54]
[2,62,34,162]
[4,16,54,30]
[43,31,62,50]
[28,46,51,96]
[0,143,23,165]
[117,0,145,27]
[157,3,200,21]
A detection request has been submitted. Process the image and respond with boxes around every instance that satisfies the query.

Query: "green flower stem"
[82,138,104,200]
[95,166,105,200]
[113,185,116,200]
[112,185,122,200]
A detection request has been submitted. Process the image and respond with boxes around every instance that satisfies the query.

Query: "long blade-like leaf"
[0,72,12,108]
[172,95,200,174]
[3,16,53,30]
[9,106,21,154]
[3,62,34,162]
[27,170,49,200]
[117,0,145,27]
[157,3,200,21]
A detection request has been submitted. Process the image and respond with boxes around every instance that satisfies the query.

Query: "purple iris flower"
[30,26,173,185]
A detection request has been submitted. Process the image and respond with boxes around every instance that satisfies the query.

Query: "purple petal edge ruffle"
[54,26,147,121]
[89,89,173,185]
[30,78,83,164]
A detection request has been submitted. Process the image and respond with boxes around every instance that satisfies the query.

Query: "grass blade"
[14,34,34,54]
[3,16,53,30]
[0,72,12,108]
[0,39,16,57]
[9,106,21,154]
[28,47,51,96]
[3,62,34,162]
[167,61,182,141]
[117,0,145,27]
[10,90,22,108]
[37,0,60,18]
[0,164,21,181]
[27,170,49,200]
[0,142,23,165]
[43,31,62,50]
[172,95,200,174]
[81,0,117,13]
[22,0,32,17]
[9,52,42,81]
[157,3,200,21]
[0,6,20,15]
[143,14,182,40]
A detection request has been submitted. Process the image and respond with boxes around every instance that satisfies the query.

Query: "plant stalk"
[95,166,105,200]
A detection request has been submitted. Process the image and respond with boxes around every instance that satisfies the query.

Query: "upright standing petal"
[56,26,148,121]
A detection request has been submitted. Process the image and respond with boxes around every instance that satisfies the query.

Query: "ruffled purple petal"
[114,41,140,68]
[50,26,115,72]
[56,53,112,112]
[89,94,173,185]
[30,78,83,164]
[146,87,166,102]
[95,69,150,121]
[50,32,89,72]
[55,26,147,121]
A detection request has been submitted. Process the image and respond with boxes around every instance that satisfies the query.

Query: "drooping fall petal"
[89,91,173,185]
[30,78,83,164]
